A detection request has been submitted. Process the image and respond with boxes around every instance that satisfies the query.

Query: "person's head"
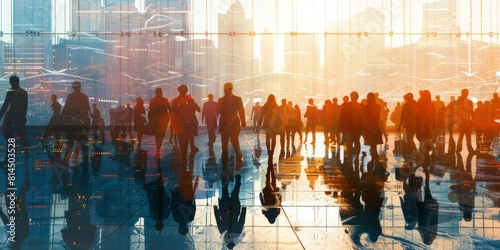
[267,94,276,104]
[366,92,375,104]
[294,104,300,110]
[72,81,81,92]
[461,88,469,98]
[287,101,292,107]
[208,94,213,101]
[450,96,455,101]
[223,82,233,97]
[493,92,499,99]
[256,101,260,106]
[126,103,130,108]
[420,90,431,103]
[155,88,163,97]
[343,95,349,103]
[136,96,144,104]
[93,103,97,108]
[404,93,413,102]
[436,95,441,101]
[9,76,20,88]
[51,95,57,102]
[350,91,359,102]
[281,99,287,105]
[308,98,314,105]
[178,84,188,96]
[332,97,338,104]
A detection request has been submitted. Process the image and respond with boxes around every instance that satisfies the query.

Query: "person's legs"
[464,126,474,152]
[407,129,417,152]
[221,133,230,167]
[178,134,189,164]
[230,131,242,162]
[457,127,465,152]
[311,123,316,144]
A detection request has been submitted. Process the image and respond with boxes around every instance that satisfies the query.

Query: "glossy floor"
[0,128,499,249]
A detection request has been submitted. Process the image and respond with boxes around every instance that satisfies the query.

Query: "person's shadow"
[214,174,246,249]
[259,165,282,224]
[171,154,199,235]
[61,140,97,249]
[416,166,440,245]
[143,161,171,231]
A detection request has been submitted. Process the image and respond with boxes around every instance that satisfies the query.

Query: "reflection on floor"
[0,128,499,249]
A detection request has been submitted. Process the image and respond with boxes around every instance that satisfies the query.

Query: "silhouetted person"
[251,101,262,133]
[0,76,28,150]
[90,103,102,144]
[339,91,364,166]
[214,174,246,249]
[456,89,475,153]
[125,103,134,135]
[216,82,246,168]
[148,88,170,157]
[133,97,146,148]
[390,102,402,129]
[279,99,292,155]
[416,90,435,170]
[202,94,218,146]
[331,98,342,146]
[446,96,458,154]
[42,94,61,141]
[363,92,383,173]
[323,99,335,148]
[290,104,303,147]
[60,81,90,163]
[433,95,446,138]
[260,94,283,166]
[398,93,418,152]
[171,85,200,164]
[304,98,319,145]
[375,93,389,143]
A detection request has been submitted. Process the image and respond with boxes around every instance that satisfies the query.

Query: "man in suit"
[216,82,246,169]
[0,75,28,148]
[60,81,91,163]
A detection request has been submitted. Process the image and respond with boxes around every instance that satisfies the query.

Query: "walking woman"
[259,94,284,166]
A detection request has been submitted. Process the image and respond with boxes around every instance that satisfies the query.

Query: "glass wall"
[1,0,499,125]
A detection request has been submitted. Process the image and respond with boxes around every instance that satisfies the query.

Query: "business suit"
[0,85,28,145]
[216,91,246,167]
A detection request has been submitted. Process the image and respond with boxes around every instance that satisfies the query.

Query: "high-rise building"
[7,0,52,79]
[260,26,275,73]
[71,0,104,32]
[218,0,254,82]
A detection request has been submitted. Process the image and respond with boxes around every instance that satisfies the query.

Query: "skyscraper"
[218,0,254,82]
[7,0,52,78]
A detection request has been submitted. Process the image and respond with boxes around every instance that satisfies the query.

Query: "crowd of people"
[1,75,500,172]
